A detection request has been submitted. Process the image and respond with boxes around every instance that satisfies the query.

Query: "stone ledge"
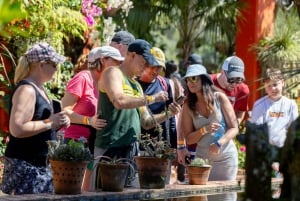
[0,178,282,201]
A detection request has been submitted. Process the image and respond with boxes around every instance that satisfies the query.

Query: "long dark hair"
[187,75,217,117]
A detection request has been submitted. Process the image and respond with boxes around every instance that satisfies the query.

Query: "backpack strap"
[157,75,168,91]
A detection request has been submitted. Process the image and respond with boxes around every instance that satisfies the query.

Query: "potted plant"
[135,121,176,189]
[95,155,135,192]
[187,157,212,185]
[47,132,92,194]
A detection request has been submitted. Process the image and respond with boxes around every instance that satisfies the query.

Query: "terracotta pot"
[187,165,211,185]
[135,156,169,189]
[188,195,208,201]
[99,163,129,192]
[50,160,88,194]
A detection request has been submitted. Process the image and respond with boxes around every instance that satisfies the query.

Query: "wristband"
[44,119,51,123]
[82,116,90,125]
[199,126,206,136]
[177,140,185,145]
[145,95,155,105]
[214,141,222,148]
[43,119,52,130]
[177,144,186,150]
[86,117,91,125]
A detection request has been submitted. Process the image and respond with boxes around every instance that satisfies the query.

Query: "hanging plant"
[253,30,300,69]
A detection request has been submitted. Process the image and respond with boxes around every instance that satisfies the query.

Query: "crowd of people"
[1,30,298,195]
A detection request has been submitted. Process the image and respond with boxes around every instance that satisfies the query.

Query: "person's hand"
[205,122,221,133]
[89,114,107,130]
[177,148,190,166]
[153,91,168,103]
[209,143,221,155]
[49,111,70,129]
[168,102,181,116]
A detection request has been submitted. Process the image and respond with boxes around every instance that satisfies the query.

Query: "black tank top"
[5,80,54,167]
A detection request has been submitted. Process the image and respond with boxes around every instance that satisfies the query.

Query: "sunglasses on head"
[186,76,200,83]
[227,77,243,84]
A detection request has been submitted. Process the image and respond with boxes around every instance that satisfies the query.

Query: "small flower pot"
[187,165,211,185]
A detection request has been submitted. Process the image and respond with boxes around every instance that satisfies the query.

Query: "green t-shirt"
[95,75,143,149]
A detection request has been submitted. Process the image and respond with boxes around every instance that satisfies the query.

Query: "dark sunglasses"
[43,60,58,69]
[186,76,200,83]
[227,78,243,84]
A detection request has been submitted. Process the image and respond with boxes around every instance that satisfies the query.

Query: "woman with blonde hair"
[1,42,70,194]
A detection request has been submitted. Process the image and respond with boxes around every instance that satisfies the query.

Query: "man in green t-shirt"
[90,39,181,190]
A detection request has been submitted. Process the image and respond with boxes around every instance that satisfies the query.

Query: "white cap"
[88,46,124,63]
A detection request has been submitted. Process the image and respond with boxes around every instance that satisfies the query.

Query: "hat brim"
[227,72,245,79]
[151,60,165,69]
[110,55,124,61]
[143,53,160,66]
[51,54,66,64]
[183,73,213,85]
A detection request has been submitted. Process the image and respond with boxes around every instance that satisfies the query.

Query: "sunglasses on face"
[186,76,200,83]
[42,60,57,69]
[227,78,243,84]
[224,71,243,84]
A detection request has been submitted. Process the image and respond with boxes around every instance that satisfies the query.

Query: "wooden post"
[235,0,275,109]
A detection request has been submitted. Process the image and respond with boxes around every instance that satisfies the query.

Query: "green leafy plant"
[96,155,136,182]
[139,107,176,160]
[189,157,211,167]
[96,155,132,165]
[139,133,176,160]
[47,133,92,162]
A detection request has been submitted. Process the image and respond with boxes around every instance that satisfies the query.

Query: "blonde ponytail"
[14,56,30,85]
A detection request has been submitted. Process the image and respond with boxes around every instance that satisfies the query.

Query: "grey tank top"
[189,92,237,162]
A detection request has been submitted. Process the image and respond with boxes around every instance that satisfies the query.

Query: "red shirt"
[211,73,249,112]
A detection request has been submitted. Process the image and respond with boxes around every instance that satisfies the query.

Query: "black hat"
[128,39,159,66]
[186,53,203,65]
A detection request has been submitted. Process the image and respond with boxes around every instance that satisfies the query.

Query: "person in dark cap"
[185,53,203,67]
[91,39,181,189]
[110,30,135,56]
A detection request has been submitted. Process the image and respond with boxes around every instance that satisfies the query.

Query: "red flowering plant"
[234,139,246,169]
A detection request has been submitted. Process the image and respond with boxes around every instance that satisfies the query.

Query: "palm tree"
[114,0,241,61]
